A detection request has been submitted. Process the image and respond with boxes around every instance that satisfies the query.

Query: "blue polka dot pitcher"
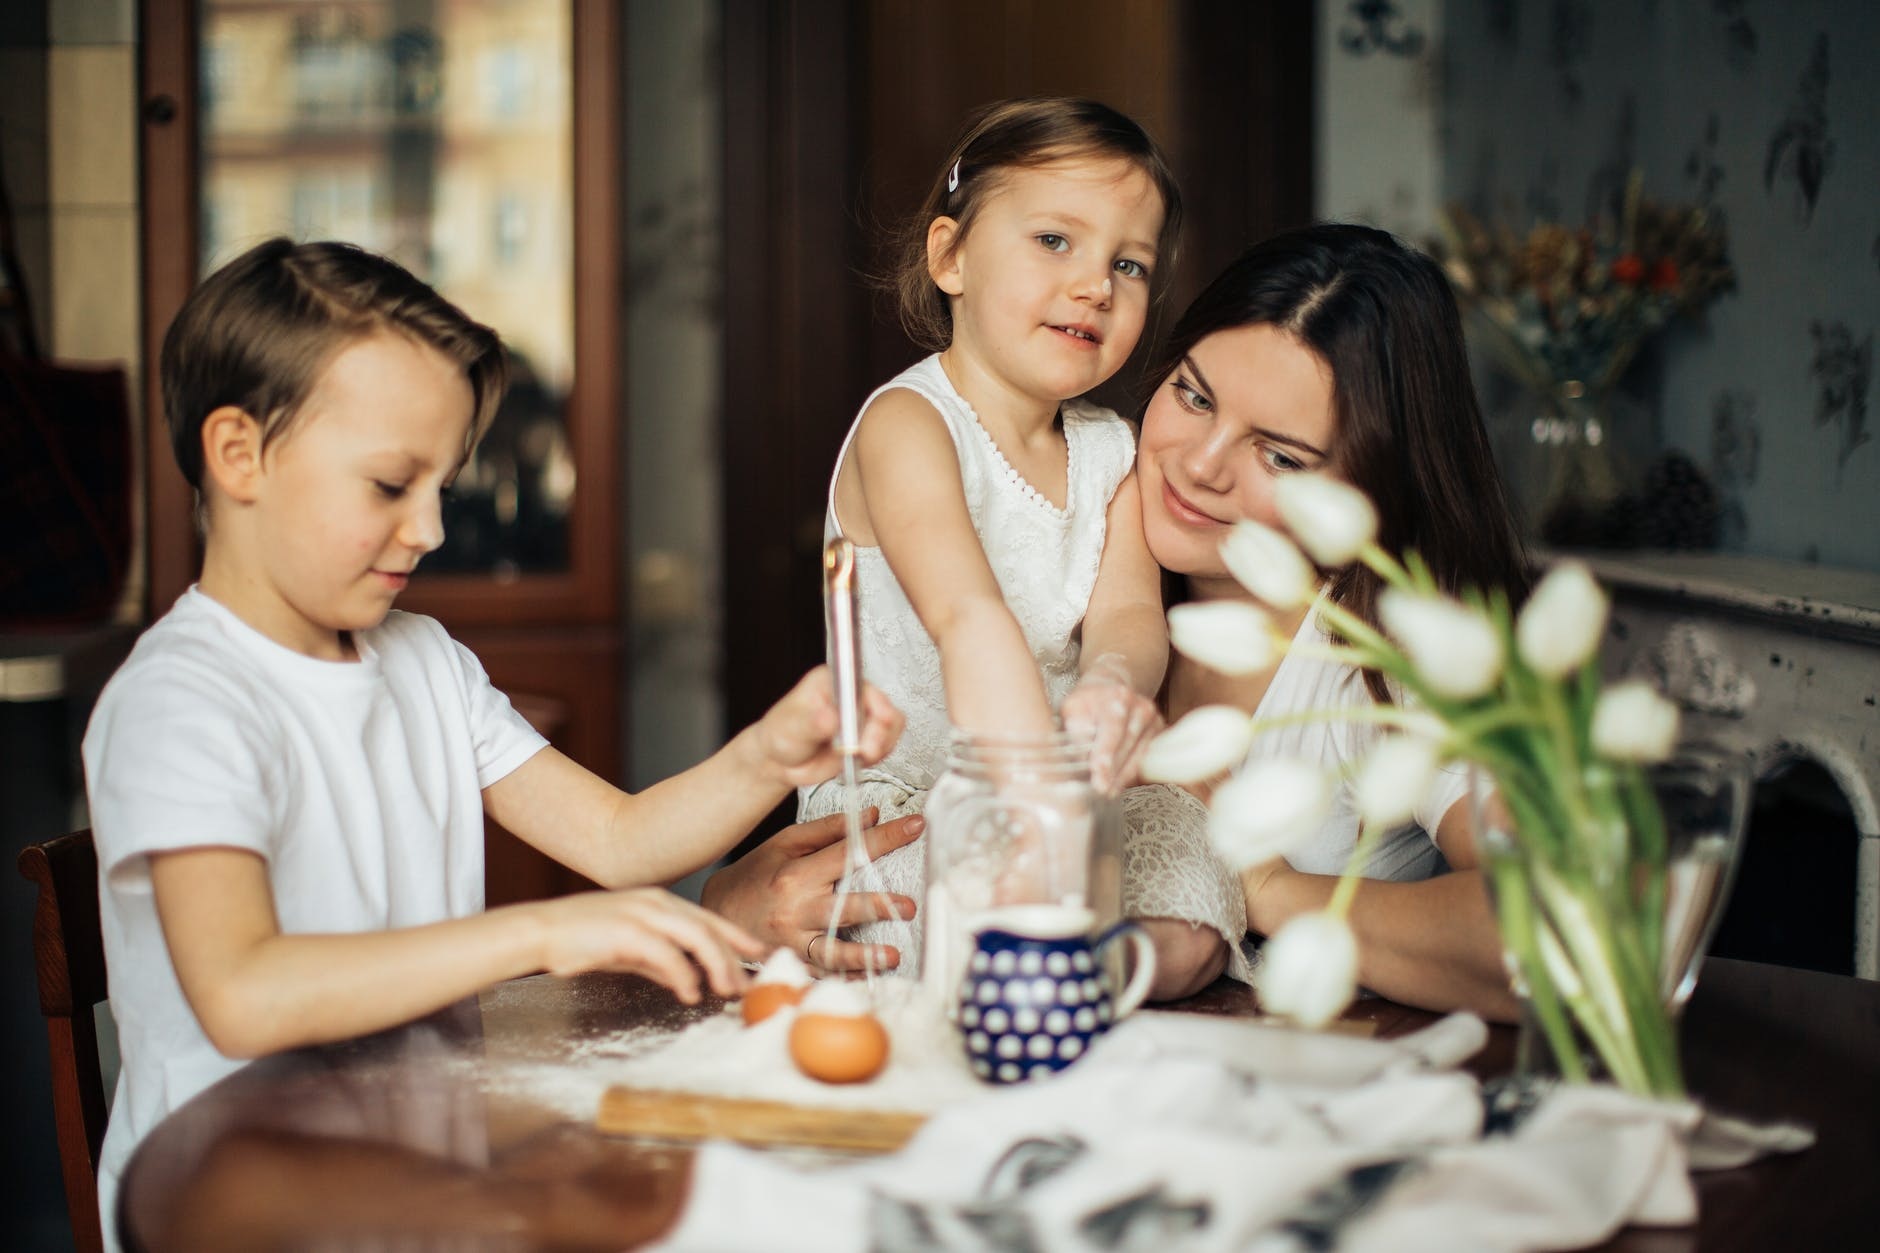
[957,904,1156,1084]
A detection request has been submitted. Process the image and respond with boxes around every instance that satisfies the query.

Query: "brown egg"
[789,1011,890,1083]
[740,982,806,1025]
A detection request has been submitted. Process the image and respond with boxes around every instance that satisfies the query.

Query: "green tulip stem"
[1491,856,1588,1084]
[1286,642,1372,670]
[1619,766,1669,979]
[1357,543,1412,592]
[1310,596,1397,661]
[1533,681,1608,870]
[1236,703,1434,742]
[1327,818,1388,920]
[1448,704,1551,743]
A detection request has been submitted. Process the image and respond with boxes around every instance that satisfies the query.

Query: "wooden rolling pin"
[597,1087,925,1153]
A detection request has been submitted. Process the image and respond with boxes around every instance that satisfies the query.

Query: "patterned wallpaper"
[1432,0,1878,570]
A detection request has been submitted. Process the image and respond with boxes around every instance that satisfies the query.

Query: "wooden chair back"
[16,827,107,1253]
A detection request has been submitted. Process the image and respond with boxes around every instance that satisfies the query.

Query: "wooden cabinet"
[139,0,624,903]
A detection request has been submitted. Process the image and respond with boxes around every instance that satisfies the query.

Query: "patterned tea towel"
[650,1013,1812,1253]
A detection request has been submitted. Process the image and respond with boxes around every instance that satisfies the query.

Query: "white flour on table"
[480,976,987,1122]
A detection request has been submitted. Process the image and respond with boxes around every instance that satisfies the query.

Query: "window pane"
[199,0,575,576]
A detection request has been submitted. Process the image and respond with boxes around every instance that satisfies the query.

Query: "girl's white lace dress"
[799,355,1252,982]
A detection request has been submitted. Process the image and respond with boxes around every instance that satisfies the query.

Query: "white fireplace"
[1580,552,1880,979]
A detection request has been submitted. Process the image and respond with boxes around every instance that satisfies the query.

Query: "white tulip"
[1274,474,1379,567]
[1378,591,1505,701]
[1591,682,1681,763]
[1168,601,1285,676]
[1220,520,1317,610]
[1516,561,1610,678]
[1140,705,1256,785]
[1352,736,1442,830]
[1256,911,1359,1028]
[1208,758,1333,870]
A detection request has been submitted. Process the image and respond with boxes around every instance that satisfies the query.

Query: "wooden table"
[119,958,1880,1251]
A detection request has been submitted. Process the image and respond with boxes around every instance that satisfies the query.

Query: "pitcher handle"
[1093,920,1157,1019]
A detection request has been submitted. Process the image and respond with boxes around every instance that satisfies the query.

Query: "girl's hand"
[751,666,904,788]
[700,808,922,973]
[534,888,766,1002]
[1061,654,1164,794]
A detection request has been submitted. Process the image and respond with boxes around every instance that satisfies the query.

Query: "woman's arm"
[1243,796,1520,1021]
[845,389,1057,736]
[150,847,761,1059]
[698,808,925,972]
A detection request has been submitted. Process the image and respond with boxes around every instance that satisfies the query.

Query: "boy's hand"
[1062,654,1164,794]
[751,666,904,788]
[534,888,765,1002]
[700,807,922,973]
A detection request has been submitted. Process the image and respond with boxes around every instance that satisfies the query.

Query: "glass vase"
[1474,745,1751,1097]
[1528,380,1630,548]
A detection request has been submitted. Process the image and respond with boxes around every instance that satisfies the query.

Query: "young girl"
[797,98,1186,974]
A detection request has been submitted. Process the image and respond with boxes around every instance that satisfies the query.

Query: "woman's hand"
[1061,654,1165,793]
[532,888,766,1002]
[749,667,904,788]
[699,808,922,973]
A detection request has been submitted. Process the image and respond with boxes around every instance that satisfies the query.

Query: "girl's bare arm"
[846,389,1057,736]
[1065,472,1168,787]
[1079,472,1169,694]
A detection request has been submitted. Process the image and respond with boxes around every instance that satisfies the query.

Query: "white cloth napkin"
[649,1013,1810,1253]
[1087,1007,1490,1085]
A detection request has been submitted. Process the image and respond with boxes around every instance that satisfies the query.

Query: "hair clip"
[947,159,961,193]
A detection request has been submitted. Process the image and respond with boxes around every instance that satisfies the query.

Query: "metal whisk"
[821,536,895,984]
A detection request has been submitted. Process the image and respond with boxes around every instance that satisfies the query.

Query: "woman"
[1135,222,1527,1018]
[711,224,1526,1018]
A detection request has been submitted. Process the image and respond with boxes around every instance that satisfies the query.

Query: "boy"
[82,238,900,1245]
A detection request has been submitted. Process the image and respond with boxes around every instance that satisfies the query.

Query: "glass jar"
[919,731,1121,1013]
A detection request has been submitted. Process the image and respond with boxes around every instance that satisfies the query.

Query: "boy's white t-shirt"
[81,588,547,1246]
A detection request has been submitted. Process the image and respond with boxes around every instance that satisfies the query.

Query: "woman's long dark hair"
[1144,223,1529,701]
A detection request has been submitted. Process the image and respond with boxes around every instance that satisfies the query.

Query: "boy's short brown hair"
[160,237,507,500]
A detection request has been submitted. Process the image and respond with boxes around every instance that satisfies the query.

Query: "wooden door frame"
[719,0,865,743]
[717,2,1315,773]
[138,0,622,629]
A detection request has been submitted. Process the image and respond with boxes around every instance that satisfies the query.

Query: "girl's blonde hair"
[887,97,1184,352]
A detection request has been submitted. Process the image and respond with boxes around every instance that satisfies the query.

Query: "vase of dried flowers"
[1437,175,1733,548]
